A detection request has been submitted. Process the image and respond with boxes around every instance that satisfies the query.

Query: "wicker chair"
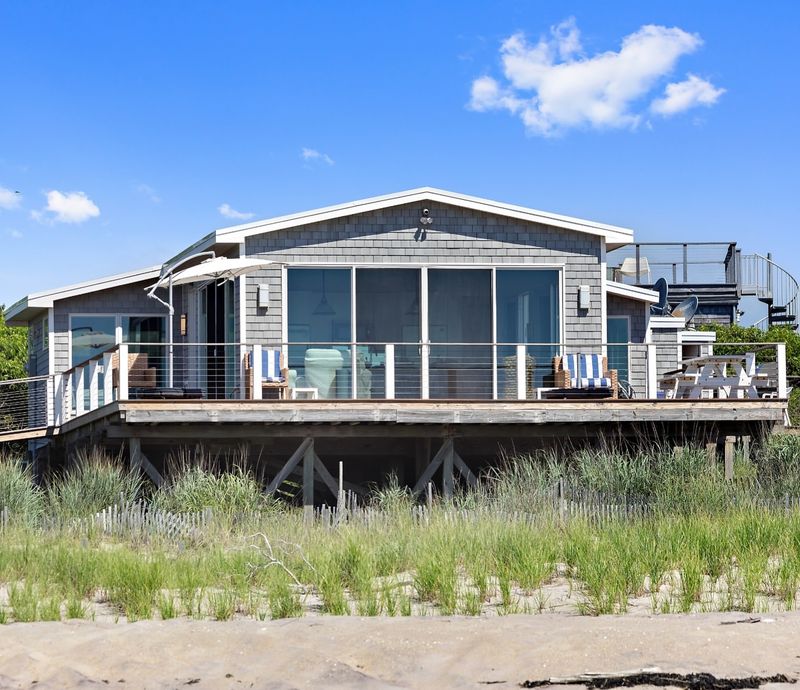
[110,352,157,390]
[552,353,618,398]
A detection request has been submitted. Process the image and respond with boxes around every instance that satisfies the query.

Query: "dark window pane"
[496,270,560,388]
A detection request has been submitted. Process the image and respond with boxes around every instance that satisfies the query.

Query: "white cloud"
[469,18,724,136]
[651,74,726,116]
[301,147,335,166]
[135,183,161,203]
[0,186,21,210]
[218,203,255,221]
[33,190,100,224]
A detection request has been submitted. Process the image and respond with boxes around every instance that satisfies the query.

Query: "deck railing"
[0,375,53,435]
[35,340,787,427]
[607,242,738,286]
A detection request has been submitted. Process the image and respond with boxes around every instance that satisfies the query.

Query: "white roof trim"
[680,330,717,343]
[214,187,634,245]
[6,265,161,322]
[606,281,659,303]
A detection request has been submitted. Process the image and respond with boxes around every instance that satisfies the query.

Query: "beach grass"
[2,436,800,622]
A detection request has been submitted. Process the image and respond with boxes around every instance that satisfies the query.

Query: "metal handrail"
[741,253,799,330]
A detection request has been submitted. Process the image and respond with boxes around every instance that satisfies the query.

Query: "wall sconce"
[179,313,188,336]
[258,283,270,309]
[578,285,590,310]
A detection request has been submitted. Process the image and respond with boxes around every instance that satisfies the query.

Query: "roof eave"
[606,280,659,303]
[212,187,634,246]
[5,265,163,324]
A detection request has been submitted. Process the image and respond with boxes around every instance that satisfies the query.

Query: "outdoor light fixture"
[258,283,270,309]
[578,285,590,310]
[179,313,187,337]
[419,207,433,225]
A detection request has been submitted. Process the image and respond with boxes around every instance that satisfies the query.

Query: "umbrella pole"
[168,276,174,388]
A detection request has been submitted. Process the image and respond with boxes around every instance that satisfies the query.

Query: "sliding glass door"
[495,269,560,395]
[287,268,352,398]
[428,269,492,399]
[356,268,421,398]
[285,266,561,400]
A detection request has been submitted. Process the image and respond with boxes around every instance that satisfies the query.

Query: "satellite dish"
[672,295,699,322]
[650,278,670,316]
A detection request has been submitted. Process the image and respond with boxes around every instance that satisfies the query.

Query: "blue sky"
[1,1,798,322]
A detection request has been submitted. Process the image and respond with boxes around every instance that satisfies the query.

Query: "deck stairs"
[740,253,799,330]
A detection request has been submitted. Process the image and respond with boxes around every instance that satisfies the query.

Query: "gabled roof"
[190,187,634,254]
[5,265,161,325]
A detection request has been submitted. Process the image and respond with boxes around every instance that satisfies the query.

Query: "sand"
[1,612,800,689]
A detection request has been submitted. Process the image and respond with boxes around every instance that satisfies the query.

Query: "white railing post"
[777,341,788,399]
[88,360,99,411]
[421,344,430,400]
[60,374,70,422]
[252,343,262,400]
[492,344,498,400]
[46,375,55,427]
[646,342,657,399]
[516,344,527,400]
[239,345,248,400]
[103,352,113,404]
[385,343,395,399]
[351,344,358,399]
[118,343,129,401]
[74,366,85,416]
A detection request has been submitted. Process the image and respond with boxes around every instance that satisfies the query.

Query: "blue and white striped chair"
[245,349,289,399]
[553,353,618,398]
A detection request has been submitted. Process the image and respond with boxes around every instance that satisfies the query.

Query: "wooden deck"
[34,397,787,499]
[58,397,787,439]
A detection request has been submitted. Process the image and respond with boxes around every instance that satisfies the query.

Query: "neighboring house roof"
[5,265,161,325]
[169,187,635,264]
[606,281,659,303]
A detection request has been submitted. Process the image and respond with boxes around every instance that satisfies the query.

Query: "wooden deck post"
[724,435,736,480]
[266,437,313,494]
[129,437,164,487]
[442,439,455,500]
[412,438,453,498]
[705,441,717,468]
[303,438,315,522]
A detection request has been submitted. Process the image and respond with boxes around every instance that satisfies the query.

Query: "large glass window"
[607,316,630,383]
[356,268,421,398]
[496,269,560,393]
[71,315,166,405]
[428,269,492,399]
[287,268,352,398]
[70,316,116,367]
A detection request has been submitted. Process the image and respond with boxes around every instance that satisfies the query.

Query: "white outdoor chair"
[616,256,651,283]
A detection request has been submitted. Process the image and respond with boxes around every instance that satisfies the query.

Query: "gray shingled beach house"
[3,188,788,496]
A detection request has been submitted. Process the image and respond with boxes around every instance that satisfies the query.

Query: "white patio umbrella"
[146,253,276,386]
[169,256,275,286]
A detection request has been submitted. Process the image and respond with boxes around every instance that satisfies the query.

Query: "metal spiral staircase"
[740,253,799,330]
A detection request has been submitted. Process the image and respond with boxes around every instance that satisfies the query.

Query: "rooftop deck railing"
[607,242,738,286]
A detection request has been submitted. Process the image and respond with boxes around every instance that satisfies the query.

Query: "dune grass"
[1,435,800,622]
